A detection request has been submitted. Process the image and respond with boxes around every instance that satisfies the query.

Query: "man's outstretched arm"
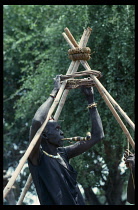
[65,87,104,159]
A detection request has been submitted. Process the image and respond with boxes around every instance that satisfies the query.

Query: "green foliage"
[3,5,135,205]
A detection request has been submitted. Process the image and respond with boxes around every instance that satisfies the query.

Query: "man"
[28,75,104,205]
[124,149,135,204]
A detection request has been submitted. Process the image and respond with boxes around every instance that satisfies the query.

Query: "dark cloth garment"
[127,167,135,204]
[28,147,85,205]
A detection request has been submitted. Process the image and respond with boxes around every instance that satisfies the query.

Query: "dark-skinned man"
[28,75,104,205]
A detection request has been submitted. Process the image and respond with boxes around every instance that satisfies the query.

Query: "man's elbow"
[97,135,104,143]
[101,131,105,140]
[32,118,42,131]
[99,132,105,141]
[92,132,104,143]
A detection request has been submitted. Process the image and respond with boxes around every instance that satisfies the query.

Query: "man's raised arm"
[65,86,104,159]
[28,75,61,163]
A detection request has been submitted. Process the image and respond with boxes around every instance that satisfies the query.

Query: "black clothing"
[28,147,85,205]
[127,157,135,204]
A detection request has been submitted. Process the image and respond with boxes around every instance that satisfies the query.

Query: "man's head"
[41,121,64,147]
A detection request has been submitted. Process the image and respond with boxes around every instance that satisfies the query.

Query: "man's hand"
[81,86,95,103]
[53,75,62,91]
[81,86,94,96]
[124,149,135,169]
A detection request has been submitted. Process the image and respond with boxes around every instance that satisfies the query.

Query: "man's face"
[46,121,64,147]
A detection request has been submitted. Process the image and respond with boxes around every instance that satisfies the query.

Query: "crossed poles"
[3,27,135,205]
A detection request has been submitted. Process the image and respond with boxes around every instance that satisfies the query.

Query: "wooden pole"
[64,27,78,47]
[100,85,135,130]
[16,174,32,205]
[94,77,135,150]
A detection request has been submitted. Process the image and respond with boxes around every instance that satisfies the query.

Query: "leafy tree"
[3,5,135,205]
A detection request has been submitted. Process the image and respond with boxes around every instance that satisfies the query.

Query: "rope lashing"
[68,47,91,61]
[60,70,102,89]
[65,78,96,89]
[60,70,102,80]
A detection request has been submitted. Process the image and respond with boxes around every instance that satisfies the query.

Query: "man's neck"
[42,143,58,156]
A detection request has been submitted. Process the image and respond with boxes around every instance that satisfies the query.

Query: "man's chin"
[58,141,63,147]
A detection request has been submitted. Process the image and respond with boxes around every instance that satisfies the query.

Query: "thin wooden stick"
[100,85,135,130]
[82,27,92,47]
[78,28,86,46]
[62,32,75,49]
[64,28,78,47]
[16,174,32,205]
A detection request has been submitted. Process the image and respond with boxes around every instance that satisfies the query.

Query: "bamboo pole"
[81,27,92,47]
[99,84,135,130]
[16,174,32,205]
[93,77,135,150]
[14,28,90,204]
[64,27,78,47]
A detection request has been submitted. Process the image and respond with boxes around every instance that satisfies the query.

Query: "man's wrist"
[86,97,94,104]
[87,102,97,109]
[50,94,56,99]
[50,89,58,98]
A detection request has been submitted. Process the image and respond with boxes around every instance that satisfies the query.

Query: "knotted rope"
[68,47,91,61]
[60,70,102,89]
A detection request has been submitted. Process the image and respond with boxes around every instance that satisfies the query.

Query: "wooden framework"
[3,27,135,205]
